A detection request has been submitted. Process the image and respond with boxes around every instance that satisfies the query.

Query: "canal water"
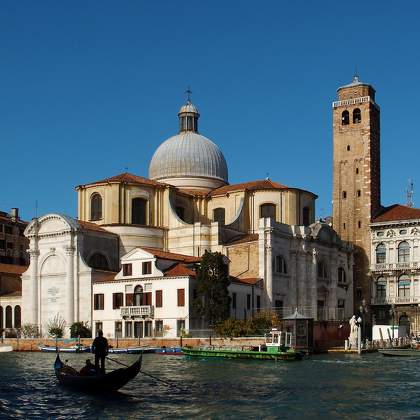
[0,352,418,419]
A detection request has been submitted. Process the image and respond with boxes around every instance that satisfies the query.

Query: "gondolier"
[91,330,109,374]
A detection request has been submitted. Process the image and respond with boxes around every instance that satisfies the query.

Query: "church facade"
[22,97,353,338]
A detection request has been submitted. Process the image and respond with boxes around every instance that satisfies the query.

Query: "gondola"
[54,353,142,392]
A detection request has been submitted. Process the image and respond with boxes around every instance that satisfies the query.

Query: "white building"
[370,204,420,335]
[92,247,263,338]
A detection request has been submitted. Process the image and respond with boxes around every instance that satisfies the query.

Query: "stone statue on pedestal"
[348,315,358,348]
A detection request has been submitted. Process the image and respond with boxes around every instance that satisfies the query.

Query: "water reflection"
[0,352,418,419]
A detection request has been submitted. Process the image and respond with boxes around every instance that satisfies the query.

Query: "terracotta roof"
[0,290,21,297]
[76,219,117,234]
[77,172,165,189]
[225,234,259,246]
[140,247,201,263]
[0,263,28,275]
[177,188,208,197]
[230,276,262,286]
[373,204,420,223]
[209,179,289,196]
[164,263,196,277]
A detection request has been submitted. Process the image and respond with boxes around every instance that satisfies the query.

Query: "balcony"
[371,296,420,305]
[120,305,154,318]
[371,262,420,272]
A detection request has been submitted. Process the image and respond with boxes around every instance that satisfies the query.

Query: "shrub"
[47,314,66,338]
[70,322,92,338]
[21,324,40,338]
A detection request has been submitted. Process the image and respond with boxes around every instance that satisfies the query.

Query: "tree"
[193,251,231,325]
[70,322,92,338]
[47,314,66,338]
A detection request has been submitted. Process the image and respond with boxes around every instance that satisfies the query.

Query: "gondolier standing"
[92,330,109,374]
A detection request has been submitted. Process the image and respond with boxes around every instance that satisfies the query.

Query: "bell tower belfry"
[332,75,381,311]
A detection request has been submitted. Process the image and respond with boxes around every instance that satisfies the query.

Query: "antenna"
[406,179,414,208]
[35,200,38,218]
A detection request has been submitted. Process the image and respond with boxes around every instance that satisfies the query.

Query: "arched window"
[338,267,346,283]
[88,253,109,271]
[14,306,21,329]
[274,255,287,274]
[213,208,225,225]
[353,108,361,124]
[0,306,3,329]
[398,275,410,298]
[376,244,386,263]
[175,206,185,221]
[260,203,276,220]
[5,306,12,329]
[376,277,386,298]
[90,193,102,221]
[302,207,310,226]
[398,241,410,263]
[132,198,147,225]
[134,285,143,306]
[341,110,349,125]
[317,261,328,279]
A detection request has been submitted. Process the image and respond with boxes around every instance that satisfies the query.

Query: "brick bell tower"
[332,75,381,314]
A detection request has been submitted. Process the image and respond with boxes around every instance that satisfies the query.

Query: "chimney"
[10,208,19,222]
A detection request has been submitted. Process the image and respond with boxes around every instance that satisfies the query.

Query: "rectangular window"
[94,294,104,310]
[247,294,251,310]
[144,320,152,337]
[6,242,13,249]
[358,221,361,228]
[142,261,152,275]
[232,292,237,309]
[357,190,361,197]
[256,295,261,311]
[95,322,103,337]
[113,292,124,309]
[123,263,132,276]
[356,168,359,174]
[0,240,5,250]
[125,321,132,338]
[337,299,345,308]
[5,226,13,235]
[342,191,347,199]
[177,289,185,307]
[0,224,3,233]
[343,223,346,230]
[155,290,163,307]
[115,321,122,338]
[155,320,163,334]
[275,300,283,318]
[177,319,186,337]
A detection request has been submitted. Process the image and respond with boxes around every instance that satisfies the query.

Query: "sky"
[1,1,420,221]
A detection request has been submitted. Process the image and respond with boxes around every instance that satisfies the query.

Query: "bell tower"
[332,75,381,311]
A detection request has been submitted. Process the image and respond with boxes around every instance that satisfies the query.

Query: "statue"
[348,315,358,348]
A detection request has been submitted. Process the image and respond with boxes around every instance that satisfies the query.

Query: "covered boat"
[40,344,90,353]
[54,353,142,392]
[379,348,420,357]
[182,329,303,361]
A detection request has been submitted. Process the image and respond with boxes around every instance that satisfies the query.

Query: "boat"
[108,346,157,354]
[182,329,303,361]
[54,353,142,392]
[379,348,420,357]
[0,345,13,352]
[39,344,90,353]
[154,346,183,355]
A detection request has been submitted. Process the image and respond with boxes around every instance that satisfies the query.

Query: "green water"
[0,352,418,419]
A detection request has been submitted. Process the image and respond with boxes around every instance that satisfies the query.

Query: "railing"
[371,296,420,305]
[332,96,372,108]
[371,261,420,271]
[120,305,154,318]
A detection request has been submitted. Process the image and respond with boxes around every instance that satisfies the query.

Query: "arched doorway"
[399,313,410,335]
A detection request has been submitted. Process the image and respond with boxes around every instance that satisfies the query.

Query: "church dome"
[149,100,228,190]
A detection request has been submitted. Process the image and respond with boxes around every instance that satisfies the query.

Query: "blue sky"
[1,1,419,221]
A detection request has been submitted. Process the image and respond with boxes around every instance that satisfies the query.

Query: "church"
[21,95,353,338]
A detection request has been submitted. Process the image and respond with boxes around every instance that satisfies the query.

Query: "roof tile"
[373,204,420,223]
[78,172,165,189]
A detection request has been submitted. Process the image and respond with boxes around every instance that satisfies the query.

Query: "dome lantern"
[178,88,200,133]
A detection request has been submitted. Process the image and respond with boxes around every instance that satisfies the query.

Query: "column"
[265,224,273,309]
[65,245,75,332]
[28,249,40,327]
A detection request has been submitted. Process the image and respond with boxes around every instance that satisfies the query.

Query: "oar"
[106,356,185,391]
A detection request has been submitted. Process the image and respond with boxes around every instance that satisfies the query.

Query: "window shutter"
[177,289,185,307]
[156,290,162,307]
[145,292,152,306]
[113,293,117,309]
[126,293,133,306]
